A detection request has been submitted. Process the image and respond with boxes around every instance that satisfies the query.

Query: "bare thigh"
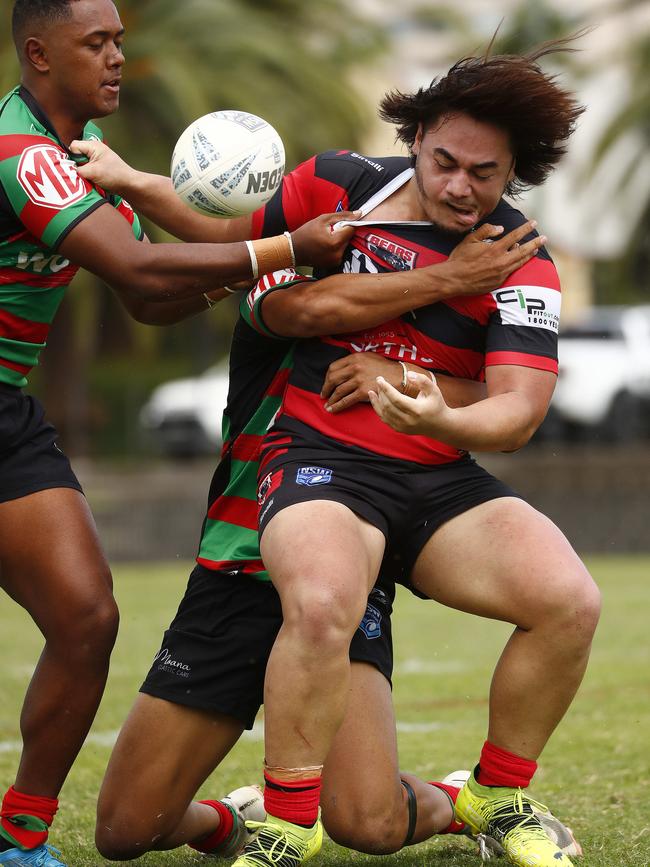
[411,497,595,625]
[0,488,114,629]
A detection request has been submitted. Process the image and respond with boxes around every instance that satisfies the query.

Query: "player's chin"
[95,92,120,116]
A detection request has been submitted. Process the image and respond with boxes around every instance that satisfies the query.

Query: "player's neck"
[21,79,86,146]
[364,175,427,222]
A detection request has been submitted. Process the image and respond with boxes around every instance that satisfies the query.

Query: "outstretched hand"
[369,371,452,437]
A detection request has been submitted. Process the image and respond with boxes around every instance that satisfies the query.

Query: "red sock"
[188,800,234,854]
[0,786,58,851]
[263,772,320,828]
[476,741,538,789]
[429,782,465,834]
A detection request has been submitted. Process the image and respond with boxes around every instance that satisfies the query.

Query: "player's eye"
[435,159,454,170]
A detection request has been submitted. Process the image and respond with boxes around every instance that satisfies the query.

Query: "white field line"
[0,719,444,753]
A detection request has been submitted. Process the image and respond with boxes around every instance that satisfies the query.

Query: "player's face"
[411,112,515,235]
[45,0,125,121]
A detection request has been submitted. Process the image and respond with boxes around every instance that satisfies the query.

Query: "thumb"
[407,370,436,394]
[472,223,504,242]
[69,139,93,157]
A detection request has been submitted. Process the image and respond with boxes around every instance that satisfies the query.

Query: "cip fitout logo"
[493,285,561,332]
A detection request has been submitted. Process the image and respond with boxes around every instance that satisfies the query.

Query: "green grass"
[1,556,649,865]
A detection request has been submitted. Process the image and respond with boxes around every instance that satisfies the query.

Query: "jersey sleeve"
[0,135,144,248]
[251,150,393,239]
[240,268,314,338]
[485,252,561,374]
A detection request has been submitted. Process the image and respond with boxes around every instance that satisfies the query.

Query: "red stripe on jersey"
[252,156,349,237]
[197,556,266,575]
[231,434,263,463]
[267,366,291,398]
[0,357,31,375]
[0,309,49,343]
[207,495,258,531]
[0,134,52,160]
[281,384,461,465]
[486,351,558,373]
[323,325,485,380]
[0,264,78,287]
[500,255,561,290]
[18,197,62,240]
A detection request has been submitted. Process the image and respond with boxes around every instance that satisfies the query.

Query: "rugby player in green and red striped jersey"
[0,2,356,864]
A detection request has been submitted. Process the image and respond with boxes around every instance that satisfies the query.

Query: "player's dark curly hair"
[12,0,76,52]
[378,37,585,197]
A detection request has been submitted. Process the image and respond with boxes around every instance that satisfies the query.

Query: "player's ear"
[411,123,424,158]
[24,37,50,74]
[506,156,516,184]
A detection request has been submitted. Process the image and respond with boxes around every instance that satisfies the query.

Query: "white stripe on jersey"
[492,284,561,333]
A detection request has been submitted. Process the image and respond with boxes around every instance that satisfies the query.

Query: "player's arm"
[58,204,355,303]
[321,352,487,414]
[369,364,556,452]
[258,220,546,337]
[70,139,251,242]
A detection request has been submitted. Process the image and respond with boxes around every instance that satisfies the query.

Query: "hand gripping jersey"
[0,86,144,387]
[251,150,562,465]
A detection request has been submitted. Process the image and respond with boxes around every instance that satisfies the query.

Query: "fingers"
[511,233,548,267]
[495,218,538,250]
[472,222,504,242]
[69,139,93,156]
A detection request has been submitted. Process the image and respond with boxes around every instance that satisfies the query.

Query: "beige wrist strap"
[250,233,294,277]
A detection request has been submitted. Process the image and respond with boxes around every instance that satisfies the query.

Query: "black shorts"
[140,563,395,729]
[257,429,519,582]
[0,384,82,503]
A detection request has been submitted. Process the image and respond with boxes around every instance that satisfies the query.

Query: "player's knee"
[283,585,366,652]
[323,802,402,855]
[537,567,601,647]
[57,587,119,660]
[95,805,162,860]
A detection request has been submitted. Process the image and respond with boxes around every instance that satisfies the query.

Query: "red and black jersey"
[252,151,561,466]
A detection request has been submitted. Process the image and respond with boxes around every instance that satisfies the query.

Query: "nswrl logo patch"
[296,466,332,486]
[358,602,382,639]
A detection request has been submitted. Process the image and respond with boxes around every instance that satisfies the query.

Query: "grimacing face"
[411,112,516,235]
[39,0,125,121]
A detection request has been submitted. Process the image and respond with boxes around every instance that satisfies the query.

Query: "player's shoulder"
[0,87,55,159]
[483,198,552,262]
[313,150,411,205]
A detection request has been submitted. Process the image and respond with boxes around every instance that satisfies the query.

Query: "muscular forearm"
[119,287,231,325]
[427,392,544,452]
[120,171,252,242]
[264,262,466,337]
[422,372,487,408]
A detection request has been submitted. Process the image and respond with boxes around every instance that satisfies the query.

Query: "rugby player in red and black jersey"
[0,1,358,865]
[72,41,597,867]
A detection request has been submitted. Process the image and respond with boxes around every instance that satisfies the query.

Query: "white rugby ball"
[171,110,285,217]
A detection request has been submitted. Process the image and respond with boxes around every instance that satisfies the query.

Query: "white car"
[542,305,650,441]
[139,364,230,457]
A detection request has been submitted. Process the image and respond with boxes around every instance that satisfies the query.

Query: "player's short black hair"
[12,0,76,52]
[379,37,586,197]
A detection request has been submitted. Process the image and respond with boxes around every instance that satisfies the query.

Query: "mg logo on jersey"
[17,144,88,209]
[493,285,561,332]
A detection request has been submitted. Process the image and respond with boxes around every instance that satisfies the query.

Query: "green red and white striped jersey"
[0,86,144,387]
[196,270,309,582]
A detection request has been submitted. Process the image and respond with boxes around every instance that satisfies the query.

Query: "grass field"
[1,555,649,866]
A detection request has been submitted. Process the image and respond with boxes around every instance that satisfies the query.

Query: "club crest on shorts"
[258,469,282,505]
[358,602,382,639]
[296,466,332,486]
